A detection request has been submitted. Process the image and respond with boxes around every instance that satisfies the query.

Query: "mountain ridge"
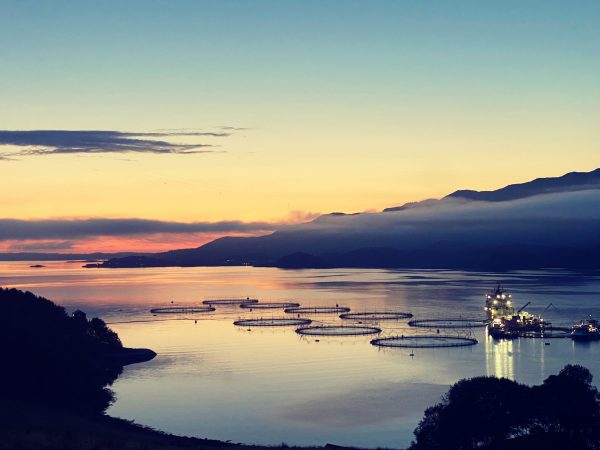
[97,167,600,270]
[383,168,600,212]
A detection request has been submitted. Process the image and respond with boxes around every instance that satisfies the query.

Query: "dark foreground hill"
[0,287,156,413]
[100,168,600,270]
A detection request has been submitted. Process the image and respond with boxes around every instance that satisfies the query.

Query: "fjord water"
[3,263,600,448]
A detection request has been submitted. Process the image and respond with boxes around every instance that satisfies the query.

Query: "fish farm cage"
[296,325,382,336]
[340,311,413,320]
[515,327,571,339]
[233,318,312,327]
[150,306,216,314]
[408,318,486,328]
[285,306,351,314]
[240,302,300,309]
[202,298,259,306]
[371,335,478,348]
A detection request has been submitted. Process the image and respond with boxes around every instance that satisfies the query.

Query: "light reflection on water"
[2,262,600,448]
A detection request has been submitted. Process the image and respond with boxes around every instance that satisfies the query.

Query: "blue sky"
[2,0,598,131]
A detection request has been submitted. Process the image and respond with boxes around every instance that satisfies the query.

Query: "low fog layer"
[281,189,600,249]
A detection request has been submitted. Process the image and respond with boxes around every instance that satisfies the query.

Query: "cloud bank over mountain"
[99,168,600,270]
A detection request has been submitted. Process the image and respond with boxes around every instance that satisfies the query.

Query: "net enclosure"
[371,335,478,348]
[296,325,382,336]
[340,311,413,320]
[518,326,571,339]
[240,302,300,309]
[233,318,312,327]
[150,306,216,314]
[408,318,486,328]
[202,298,258,306]
[285,306,351,314]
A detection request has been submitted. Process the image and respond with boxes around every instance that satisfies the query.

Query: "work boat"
[571,318,600,341]
[484,284,514,320]
[484,285,546,339]
[488,319,519,339]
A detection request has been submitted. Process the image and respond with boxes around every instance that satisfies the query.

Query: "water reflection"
[485,334,514,379]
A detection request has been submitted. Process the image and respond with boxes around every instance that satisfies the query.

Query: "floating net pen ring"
[371,335,478,348]
[408,318,486,329]
[340,311,413,320]
[233,318,312,327]
[240,302,300,309]
[285,306,351,314]
[202,298,259,305]
[150,306,216,314]
[296,325,382,336]
[518,327,571,339]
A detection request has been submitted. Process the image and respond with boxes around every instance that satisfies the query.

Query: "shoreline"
[1,399,371,450]
[104,347,157,366]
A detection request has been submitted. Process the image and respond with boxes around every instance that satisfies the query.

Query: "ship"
[571,317,600,341]
[488,319,519,339]
[485,285,546,339]
[484,284,514,320]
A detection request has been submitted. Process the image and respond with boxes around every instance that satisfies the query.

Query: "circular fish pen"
[240,302,300,309]
[233,318,312,327]
[285,306,351,314]
[150,306,216,314]
[296,325,381,336]
[340,311,413,320]
[519,326,571,339]
[371,335,478,348]
[202,298,259,306]
[408,318,486,329]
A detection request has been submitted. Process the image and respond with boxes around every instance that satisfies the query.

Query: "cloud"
[6,240,75,251]
[0,129,233,158]
[279,210,321,224]
[0,218,281,240]
[218,126,249,131]
[287,189,600,250]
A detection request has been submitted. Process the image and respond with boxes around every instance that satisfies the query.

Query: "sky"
[0,0,599,252]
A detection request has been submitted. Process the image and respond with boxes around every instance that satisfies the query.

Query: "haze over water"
[3,262,600,448]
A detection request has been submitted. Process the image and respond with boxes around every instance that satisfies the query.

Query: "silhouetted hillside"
[446,168,600,202]
[0,288,155,413]
[383,169,600,212]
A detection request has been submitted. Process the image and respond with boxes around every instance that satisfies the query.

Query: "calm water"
[3,262,600,448]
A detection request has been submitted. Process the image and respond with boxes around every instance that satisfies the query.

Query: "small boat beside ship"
[571,317,600,341]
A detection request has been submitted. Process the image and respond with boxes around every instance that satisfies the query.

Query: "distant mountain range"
[95,168,600,270]
[383,167,600,211]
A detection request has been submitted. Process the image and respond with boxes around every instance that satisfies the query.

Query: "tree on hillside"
[530,365,600,446]
[411,376,530,450]
[410,365,600,450]
[0,288,125,413]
